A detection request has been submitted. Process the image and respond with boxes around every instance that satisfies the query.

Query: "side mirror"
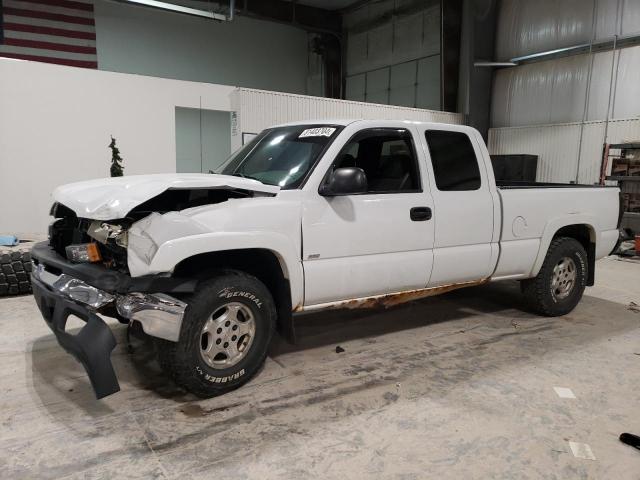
[319,167,368,196]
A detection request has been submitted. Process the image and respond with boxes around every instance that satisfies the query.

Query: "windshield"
[215,125,342,189]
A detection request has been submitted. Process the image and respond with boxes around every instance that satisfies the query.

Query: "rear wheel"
[157,270,276,397]
[521,237,587,316]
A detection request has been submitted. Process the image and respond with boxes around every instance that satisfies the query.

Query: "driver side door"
[301,127,435,306]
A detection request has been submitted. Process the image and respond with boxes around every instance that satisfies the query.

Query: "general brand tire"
[521,237,587,316]
[156,270,276,398]
[0,247,33,297]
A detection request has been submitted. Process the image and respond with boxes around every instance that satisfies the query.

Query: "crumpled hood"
[52,173,280,220]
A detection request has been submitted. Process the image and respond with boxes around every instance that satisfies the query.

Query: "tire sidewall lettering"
[164,271,275,396]
[217,287,263,309]
[195,366,246,383]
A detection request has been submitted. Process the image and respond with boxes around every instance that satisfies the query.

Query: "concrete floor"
[1,257,639,479]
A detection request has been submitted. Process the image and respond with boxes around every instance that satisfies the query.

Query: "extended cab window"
[332,128,420,193]
[425,130,481,191]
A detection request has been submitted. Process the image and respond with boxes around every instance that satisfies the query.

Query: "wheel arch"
[532,221,596,286]
[173,248,296,343]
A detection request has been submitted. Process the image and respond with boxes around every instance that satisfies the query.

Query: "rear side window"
[425,130,481,191]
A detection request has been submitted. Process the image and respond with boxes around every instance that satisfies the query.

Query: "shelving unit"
[602,142,640,235]
[606,176,640,182]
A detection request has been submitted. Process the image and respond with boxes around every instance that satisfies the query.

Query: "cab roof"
[273,118,466,129]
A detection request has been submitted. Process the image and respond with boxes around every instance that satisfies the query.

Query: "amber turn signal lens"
[65,243,102,263]
[86,243,102,262]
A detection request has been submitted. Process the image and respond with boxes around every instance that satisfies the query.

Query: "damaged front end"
[35,176,279,398]
[31,257,188,398]
[33,212,190,398]
[48,181,274,275]
[35,200,194,399]
[43,187,250,341]
[31,242,188,398]
[48,202,130,274]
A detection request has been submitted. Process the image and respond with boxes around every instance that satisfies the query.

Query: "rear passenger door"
[420,128,498,286]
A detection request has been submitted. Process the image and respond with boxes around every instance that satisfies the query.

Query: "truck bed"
[492,184,621,281]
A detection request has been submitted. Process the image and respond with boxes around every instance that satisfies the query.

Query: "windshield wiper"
[230,172,262,182]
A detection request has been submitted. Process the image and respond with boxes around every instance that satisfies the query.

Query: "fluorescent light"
[118,0,229,20]
[474,61,517,67]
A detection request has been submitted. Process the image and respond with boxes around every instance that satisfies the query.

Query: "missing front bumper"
[116,293,186,342]
[31,276,120,399]
[30,247,188,399]
[32,260,187,342]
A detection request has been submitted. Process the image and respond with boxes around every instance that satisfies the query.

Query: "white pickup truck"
[30,120,621,398]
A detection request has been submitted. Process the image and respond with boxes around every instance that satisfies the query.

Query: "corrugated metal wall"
[492,0,640,128]
[488,118,640,183]
[495,0,640,61]
[491,45,640,127]
[489,0,640,183]
[230,87,463,151]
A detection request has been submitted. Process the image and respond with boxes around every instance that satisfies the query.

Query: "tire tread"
[522,237,586,316]
[0,248,33,297]
[156,269,275,398]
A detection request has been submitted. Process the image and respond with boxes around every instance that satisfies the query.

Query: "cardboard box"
[612,161,629,176]
[628,162,640,176]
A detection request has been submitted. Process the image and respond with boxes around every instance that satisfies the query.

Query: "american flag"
[0,0,97,68]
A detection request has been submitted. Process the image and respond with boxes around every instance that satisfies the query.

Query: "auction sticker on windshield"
[299,127,336,138]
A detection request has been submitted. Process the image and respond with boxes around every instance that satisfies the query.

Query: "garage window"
[331,128,421,193]
[425,130,481,191]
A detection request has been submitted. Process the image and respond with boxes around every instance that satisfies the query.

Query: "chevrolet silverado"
[30,120,622,398]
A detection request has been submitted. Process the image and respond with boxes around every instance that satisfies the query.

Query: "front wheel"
[521,237,587,316]
[157,270,276,397]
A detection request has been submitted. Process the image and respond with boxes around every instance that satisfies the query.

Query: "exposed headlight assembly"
[65,243,102,263]
[87,220,128,247]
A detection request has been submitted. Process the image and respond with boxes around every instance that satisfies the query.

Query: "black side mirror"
[319,167,368,196]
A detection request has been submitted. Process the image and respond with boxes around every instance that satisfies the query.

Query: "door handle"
[410,207,432,221]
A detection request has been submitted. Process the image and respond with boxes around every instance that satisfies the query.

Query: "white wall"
[94,0,309,95]
[1,57,464,235]
[0,58,234,234]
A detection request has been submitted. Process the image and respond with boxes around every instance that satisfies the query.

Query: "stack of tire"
[0,246,33,296]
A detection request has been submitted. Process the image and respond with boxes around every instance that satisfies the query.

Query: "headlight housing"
[65,243,102,263]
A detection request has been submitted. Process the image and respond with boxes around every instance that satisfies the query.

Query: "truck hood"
[52,173,281,220]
